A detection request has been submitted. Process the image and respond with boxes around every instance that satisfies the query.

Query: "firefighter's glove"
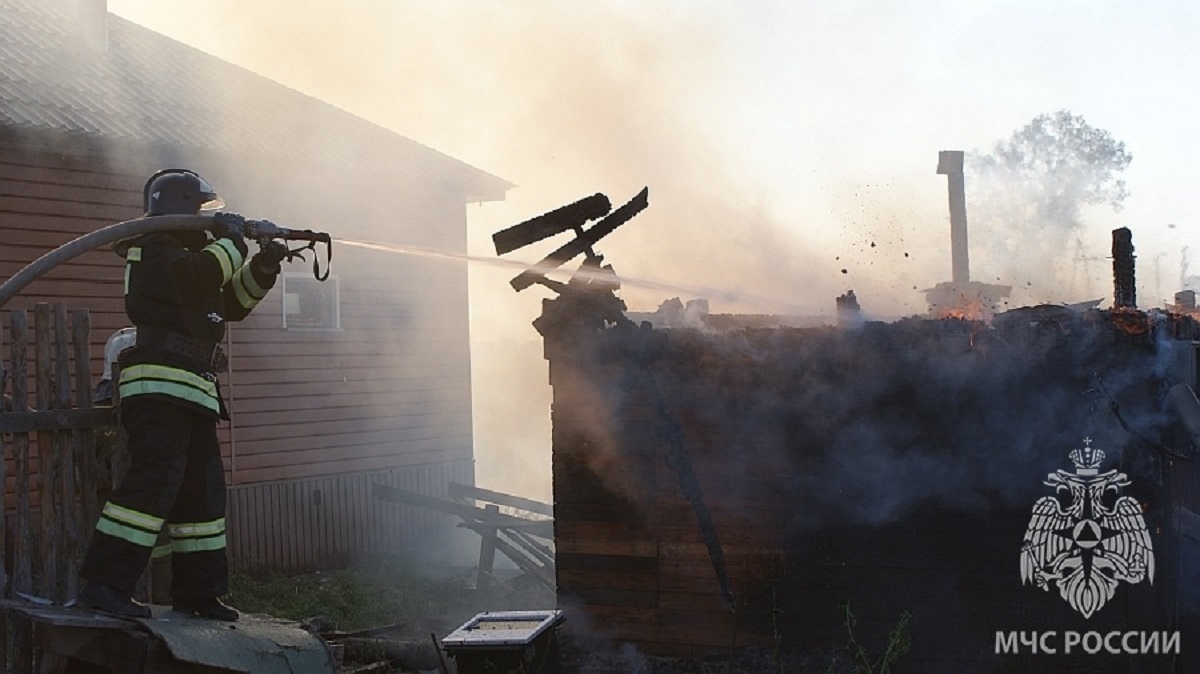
[253,240,288,275]
[211,212,246,242]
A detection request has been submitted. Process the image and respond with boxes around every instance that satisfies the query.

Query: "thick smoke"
[105,0,1196,507]
[553,309,1185,529]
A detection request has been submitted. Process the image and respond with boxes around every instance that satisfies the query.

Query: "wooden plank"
[0,322,6,601]
[230,413,469,443]
[557,570,658,592]
[10,310,34,595]
[556,552,658,573]
[0,245,124,270]
[288,480,302,572]
[231,397,459,428]
[53,303,78,599]
[228,390,470,417]
[447,482,553,517]
[0,159,143,189]
[73,308,101,531]
[0,145,153,177]
[475,504,499,593]
[0,407,115,433]
[227,362,469,387]
[0,193,136,221]
[35,303,61,599]
[554,520,653,541]
[234,433,471,469]
[227,376,471,401]
[0,176,138,207]
[372,484,552,535]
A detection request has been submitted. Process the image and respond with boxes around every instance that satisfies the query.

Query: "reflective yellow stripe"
[102,502,164,531]
[124,246,141,295]
[231,266,267,309]
[120,380,220,414]
[119,363,219,413]
[151,543,173,559]
[96,517,159,547]
[203,238,244,284]
[171,534,226,553]
[168,518,225,538]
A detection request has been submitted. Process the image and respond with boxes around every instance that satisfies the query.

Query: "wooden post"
[53,303,77,599]
[7,312,35,672]
[34,302,60,600]
[1,320,7,598]
[72,310,99,534]
[1,317,7,673]
[476,504,499,593]
[10,311,33,596]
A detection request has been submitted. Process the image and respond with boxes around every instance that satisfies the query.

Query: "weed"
[226,553,537,634]
[826,603,911,674]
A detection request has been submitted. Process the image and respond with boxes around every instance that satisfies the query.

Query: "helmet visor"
[196,176,225,211]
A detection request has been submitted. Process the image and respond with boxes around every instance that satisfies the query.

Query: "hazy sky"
[107,0,1200,499]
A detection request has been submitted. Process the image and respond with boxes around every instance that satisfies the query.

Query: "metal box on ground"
[442,609,564,673]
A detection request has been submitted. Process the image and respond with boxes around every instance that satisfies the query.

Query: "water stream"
[337,237,822,315]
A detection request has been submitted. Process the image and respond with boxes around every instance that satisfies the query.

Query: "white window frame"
[282,272,341,331]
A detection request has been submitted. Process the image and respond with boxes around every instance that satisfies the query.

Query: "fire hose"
[0,214,332,310]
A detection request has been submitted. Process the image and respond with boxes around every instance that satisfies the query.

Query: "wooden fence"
[1,303,114,604]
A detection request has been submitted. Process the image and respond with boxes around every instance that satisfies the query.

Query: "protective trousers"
[80,397,229,599]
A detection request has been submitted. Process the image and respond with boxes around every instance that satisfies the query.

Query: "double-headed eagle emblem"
[1020,439,1154,619]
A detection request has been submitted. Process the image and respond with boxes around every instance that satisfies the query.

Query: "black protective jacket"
[117,229,278,418]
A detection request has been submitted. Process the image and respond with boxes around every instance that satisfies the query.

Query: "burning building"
[536,275,1199,671]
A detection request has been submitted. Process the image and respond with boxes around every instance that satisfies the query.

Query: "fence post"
[34,303,59,600]
[6,311,35,671]
[10,310,32,597]
[1,314,7,674]
[53,304,77,599]
[1,320,7,599]
[72,310,99,535]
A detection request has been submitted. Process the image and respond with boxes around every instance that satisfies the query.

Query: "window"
[283,272,340,330]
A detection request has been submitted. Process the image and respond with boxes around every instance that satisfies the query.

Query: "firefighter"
[78,169,287,620]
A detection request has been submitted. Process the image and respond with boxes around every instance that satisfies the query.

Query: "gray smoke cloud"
[103,0,1195,509]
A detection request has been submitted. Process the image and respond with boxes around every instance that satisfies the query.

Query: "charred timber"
[1113,226,1137,309]
[510,188,649,291]
[492,193,613,255]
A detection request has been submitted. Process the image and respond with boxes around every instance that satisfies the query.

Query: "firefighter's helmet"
[142,169,225,216]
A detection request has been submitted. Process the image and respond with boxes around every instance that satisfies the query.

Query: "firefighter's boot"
[173,596,239,621]
[78,581,152,619]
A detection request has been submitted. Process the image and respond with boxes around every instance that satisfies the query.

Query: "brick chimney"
[78,0,108,53]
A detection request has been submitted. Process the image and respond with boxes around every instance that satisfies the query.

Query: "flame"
[931,296,992,323]
[1110,308,1149,336]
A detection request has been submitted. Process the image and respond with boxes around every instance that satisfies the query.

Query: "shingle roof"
[0,0,512,201]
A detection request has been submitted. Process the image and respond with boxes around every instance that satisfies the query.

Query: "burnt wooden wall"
[545,296,1197,672]
[2,133,478,572]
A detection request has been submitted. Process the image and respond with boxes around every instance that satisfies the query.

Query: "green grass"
[226,554,553,635]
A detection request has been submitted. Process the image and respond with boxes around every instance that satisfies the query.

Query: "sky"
[107,0,1200,501]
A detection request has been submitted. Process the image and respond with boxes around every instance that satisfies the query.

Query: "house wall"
[227,459,473,575]
[0,136,144,340]
[544,294,1196,670]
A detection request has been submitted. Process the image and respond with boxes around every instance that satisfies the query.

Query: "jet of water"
[337,237,824,316]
